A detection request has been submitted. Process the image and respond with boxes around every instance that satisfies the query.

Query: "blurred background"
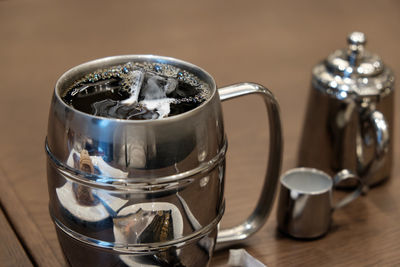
[0,0,399,266]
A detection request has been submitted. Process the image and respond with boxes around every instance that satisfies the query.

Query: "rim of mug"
[280,167,333,195]
[54,54,217,124]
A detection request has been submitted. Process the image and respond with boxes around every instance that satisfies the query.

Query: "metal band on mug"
[45,138,228,189]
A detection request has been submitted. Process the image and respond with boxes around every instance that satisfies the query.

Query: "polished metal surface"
[216,83,283,249]
[313,31,394,98]
[46,55,283,266]
[277,168,363,239]
[298,32,395,187]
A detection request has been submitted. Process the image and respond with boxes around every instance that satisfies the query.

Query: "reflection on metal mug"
[45,55,283,267]
[298,32,395,188]
[277,167,363,239]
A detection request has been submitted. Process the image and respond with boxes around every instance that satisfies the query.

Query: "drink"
[62,62,210,120]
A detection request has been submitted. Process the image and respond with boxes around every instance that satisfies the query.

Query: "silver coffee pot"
[298,32,395,187]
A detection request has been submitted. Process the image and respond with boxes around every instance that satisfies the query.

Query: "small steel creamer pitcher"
[46,55,283,267]
[298,32,395,188]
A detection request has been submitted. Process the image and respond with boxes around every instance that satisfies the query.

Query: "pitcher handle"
[332,169,363,210]
[215,83,283,249]
[358,108,389,189]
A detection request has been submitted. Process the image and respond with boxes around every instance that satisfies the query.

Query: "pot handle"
[215,83,283,249]
[357,108,389,189]
[369,110,389,158]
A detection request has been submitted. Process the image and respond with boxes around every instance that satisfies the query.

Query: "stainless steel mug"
[298,32,395,187]
[46,55,283,267]
[277,168,363,239]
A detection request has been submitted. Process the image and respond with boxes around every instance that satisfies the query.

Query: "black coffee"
[62,62,210,120]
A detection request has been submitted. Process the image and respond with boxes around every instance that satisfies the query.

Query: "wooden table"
[1,1,399,266]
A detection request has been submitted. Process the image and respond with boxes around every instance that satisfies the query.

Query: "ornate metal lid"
[312,32,394,99]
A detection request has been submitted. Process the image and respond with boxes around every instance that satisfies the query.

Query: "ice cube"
[92,99,153,119]
[164,78,178,94]
[121,70,145,105]
[137,75,180,118]
[140,98,174,119]
[140,75,167,100]
[71,78,120,97]
[92,99,119,117]
[92,71,180,120]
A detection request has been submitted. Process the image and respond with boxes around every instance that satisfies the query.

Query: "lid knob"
[347,31,366,46]
[347,32,366,66]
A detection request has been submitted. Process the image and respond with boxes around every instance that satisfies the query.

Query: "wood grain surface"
[0,205,33,267]
[0,168,63,267]
[0,1,399,266]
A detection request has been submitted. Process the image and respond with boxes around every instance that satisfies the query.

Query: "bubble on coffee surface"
[62,62,210,120]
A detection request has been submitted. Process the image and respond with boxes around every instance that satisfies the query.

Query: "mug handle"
[332,169,363,210]
[215,83,283,249]
[357,108,389,188]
